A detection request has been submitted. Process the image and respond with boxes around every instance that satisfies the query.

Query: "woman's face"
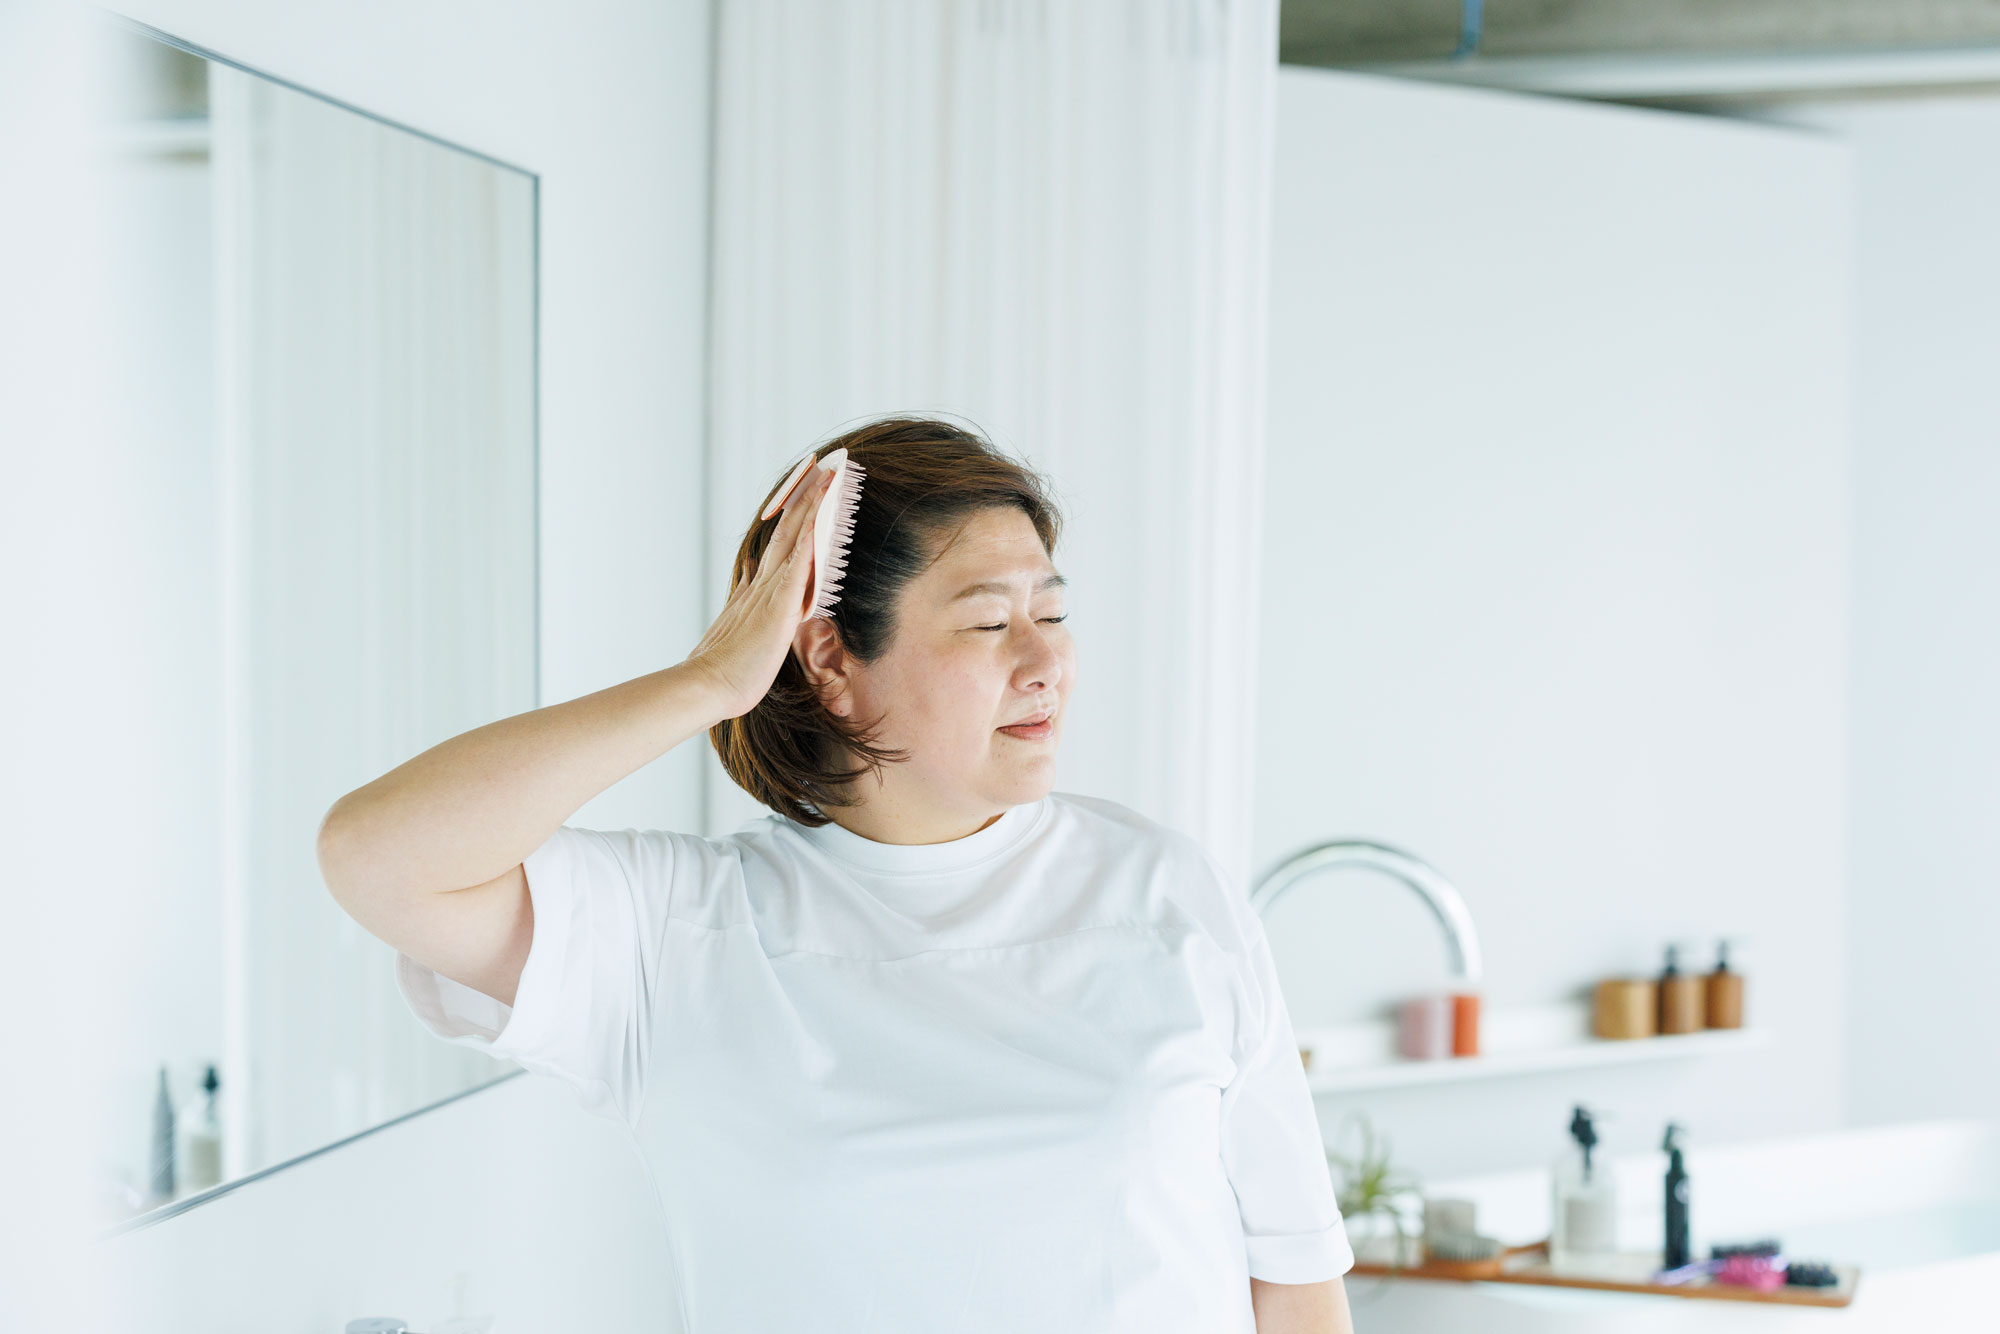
[798,506,1074,841]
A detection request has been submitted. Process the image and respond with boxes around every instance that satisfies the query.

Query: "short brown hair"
[710,415,1065,826]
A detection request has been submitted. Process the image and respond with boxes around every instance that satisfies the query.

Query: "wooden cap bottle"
[1705,939,1745,1029]
[1658,944,1707,1034]
[1593,978,1657,1039]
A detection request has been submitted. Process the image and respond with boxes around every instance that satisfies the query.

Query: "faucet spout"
[1248,839,1483,988]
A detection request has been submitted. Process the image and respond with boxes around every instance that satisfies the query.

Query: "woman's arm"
[315,660,737,1005]
[1251,1276,1355,1334]
[317,660,733,903]
[317,460,835,1007]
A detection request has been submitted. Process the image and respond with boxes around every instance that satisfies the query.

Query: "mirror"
[93,17,537,1227]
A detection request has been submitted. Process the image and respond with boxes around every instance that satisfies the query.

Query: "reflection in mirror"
[95,19,537,1227]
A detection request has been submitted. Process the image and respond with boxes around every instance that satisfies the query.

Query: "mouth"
[997,707,1056,739]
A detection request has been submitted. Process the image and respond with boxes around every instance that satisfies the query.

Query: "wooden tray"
[1349,1241,1861,1308]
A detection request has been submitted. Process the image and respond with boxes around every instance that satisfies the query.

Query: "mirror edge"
[99,1069,531,1238]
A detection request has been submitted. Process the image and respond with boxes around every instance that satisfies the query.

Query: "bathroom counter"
[1337,1119,2000,1333]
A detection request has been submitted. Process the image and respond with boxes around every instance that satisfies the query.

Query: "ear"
[792,617,853,717]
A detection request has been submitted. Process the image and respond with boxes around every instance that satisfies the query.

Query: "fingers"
[760,453,819,521]
[737,467,829,595]
[774,465,830,546]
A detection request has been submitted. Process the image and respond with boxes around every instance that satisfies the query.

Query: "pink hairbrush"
[760,447,866,620]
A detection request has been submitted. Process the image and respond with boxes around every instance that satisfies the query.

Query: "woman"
[318,416,1356,1333]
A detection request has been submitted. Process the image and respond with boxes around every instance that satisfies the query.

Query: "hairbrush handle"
[760,452,821,520]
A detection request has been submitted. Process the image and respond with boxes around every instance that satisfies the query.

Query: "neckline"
[790,795,1050,876]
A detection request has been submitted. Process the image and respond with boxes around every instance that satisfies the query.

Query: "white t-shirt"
[397,790,1352,1332]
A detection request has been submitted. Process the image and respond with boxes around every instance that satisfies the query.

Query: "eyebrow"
[946,572,1068,604]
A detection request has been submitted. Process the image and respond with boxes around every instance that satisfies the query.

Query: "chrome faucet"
[1248,839,1483,988]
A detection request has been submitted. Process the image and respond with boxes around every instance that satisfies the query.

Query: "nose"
[1016,624,1063,694]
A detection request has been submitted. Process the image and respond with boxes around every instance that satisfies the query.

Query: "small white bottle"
[176,1064,224,1194]
[1550,1104,1619,1272]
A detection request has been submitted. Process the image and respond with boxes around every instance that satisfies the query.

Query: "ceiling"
[1282,0,2000,65]
[1280,0,2000,103]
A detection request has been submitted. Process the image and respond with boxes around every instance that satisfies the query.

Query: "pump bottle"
[1550,1105,1618,1271]
[177,1064,224,1194]
[1663,1123,1692,1269]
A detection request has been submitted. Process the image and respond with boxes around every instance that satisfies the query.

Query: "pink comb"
[760,447,866,619]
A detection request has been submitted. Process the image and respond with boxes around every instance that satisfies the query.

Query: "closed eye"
[976,615,1068,631]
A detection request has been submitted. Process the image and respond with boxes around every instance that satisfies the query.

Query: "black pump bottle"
[1662,1123,1691,1269]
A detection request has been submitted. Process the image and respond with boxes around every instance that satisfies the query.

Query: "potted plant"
[1325,1111,1424,1271]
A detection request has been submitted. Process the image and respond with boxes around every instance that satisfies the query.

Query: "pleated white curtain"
[705,0,1281,886]
[208,67,536,1177]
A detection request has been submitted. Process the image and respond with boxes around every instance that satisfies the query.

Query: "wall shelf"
[1296,1004,1772,1094]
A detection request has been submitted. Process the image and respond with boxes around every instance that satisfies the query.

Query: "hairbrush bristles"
[808,451,865,620]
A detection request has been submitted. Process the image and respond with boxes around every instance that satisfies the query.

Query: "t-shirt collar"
[791,796,1049,876]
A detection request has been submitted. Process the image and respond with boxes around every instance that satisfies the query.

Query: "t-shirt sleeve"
[1204,849,1356,1284]
[394,824,694,1131]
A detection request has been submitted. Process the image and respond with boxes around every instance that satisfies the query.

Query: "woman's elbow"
[314,795,375,909]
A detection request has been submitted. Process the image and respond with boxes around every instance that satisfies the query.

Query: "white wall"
[1257,69,1853,1180]
[4,6,138,1326]
[104,1075,674,1330]
[98,1,714,1329]
[1743,94,2000,1128]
